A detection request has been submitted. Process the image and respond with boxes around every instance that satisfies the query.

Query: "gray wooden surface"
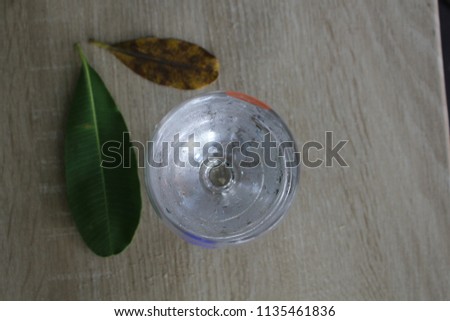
[1,0,450,300]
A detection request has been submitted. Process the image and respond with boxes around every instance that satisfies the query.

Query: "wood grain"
[1,0,449,300]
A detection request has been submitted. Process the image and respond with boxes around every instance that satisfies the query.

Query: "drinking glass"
[145,91,299,247]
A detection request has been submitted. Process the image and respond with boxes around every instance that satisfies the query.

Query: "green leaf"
[65,44,141,257]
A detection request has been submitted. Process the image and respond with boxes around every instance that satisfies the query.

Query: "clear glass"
[145,91,299,248]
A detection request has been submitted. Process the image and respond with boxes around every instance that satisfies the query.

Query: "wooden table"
[2,0,450,300]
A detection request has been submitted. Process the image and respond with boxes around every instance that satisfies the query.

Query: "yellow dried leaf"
[90,37,219,90]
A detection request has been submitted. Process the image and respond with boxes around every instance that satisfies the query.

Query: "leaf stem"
[74,43,86,61]
[88,39,112,50]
